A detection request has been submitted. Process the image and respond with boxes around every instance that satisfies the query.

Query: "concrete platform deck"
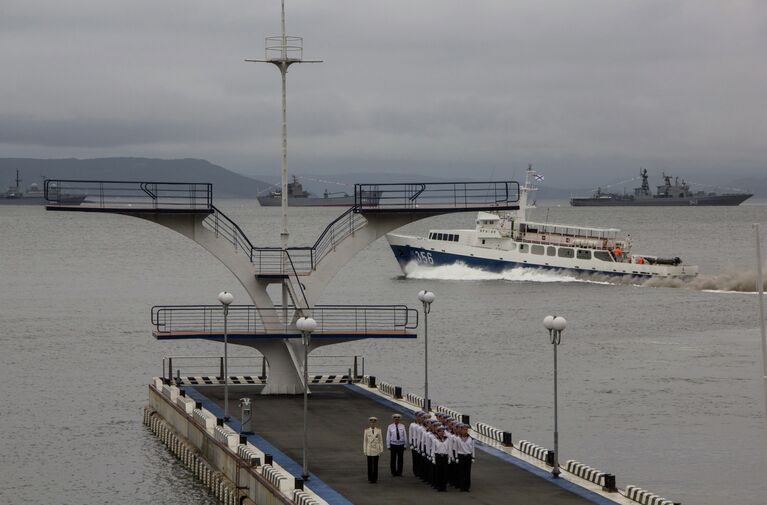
[190,384,609,505]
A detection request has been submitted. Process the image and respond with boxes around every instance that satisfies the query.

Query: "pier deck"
[192,384,604,505]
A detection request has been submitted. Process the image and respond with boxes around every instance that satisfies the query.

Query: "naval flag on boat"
[534,174,545,182]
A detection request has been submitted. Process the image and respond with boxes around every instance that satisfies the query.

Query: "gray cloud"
[1,0,765,185]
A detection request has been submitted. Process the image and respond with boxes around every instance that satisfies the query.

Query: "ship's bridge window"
[594,251,613,262]
[577,249,592,260]
[519,244,529,253]
[547,246,556,256]
[557,247,574,258]
[429,233,435,239]
[452,234,459,242]
[531,245,545,255]
[437,233,444,240]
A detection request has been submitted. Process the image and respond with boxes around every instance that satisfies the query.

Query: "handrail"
[283,251,310,308]
[139,182,157,200]
[151,304,418,336]
[409,183,426,202]
[44,179,212,210]
[354,180,520,211]
[161,353,364,380]
[204,205,258,258]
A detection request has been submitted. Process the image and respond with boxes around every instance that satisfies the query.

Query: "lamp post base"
[551,467,560,478]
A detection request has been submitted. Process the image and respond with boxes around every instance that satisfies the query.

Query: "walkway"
[194,385,603,505]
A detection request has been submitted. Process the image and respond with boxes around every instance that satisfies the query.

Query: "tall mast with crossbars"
[246,0,321,249]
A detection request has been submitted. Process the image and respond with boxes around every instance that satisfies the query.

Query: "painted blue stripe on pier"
[474,444,618,505]
[185,387,354,505]
[345,384,618,505]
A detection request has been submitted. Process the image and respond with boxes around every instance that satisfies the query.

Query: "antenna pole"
[246,0,322,251]
[280,60,289,249]
[754,223,767,429]
[278,0,289,249]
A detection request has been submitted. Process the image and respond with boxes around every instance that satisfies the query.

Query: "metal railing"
[44,180,213,210]
[152,304,418,336]
[202,205,366,274]
[163,355,267,381]
[161,354,364,382]
[310,207,368,266]
[353,181,520,211]
[265,35,303,60]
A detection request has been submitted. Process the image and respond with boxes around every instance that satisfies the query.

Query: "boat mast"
[247,0,322,249]
[517,164,538,223]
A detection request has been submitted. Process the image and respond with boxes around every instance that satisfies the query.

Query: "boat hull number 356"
[412,250,434,264]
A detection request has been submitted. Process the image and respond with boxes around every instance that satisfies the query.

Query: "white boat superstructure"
[386,167,699,280]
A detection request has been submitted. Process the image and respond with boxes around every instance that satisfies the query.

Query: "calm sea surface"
[2,201,767,504]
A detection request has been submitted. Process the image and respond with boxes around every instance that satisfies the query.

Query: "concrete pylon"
[132,211,433,394]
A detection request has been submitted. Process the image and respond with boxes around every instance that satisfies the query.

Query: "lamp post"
[296,316,316,481]
[218,291,234,420]
[543,315,566,477]
[417,290,435,411]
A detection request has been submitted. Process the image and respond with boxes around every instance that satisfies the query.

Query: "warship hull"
[257,195,355,207]
[1,195,86,205]
[570,193,752,207]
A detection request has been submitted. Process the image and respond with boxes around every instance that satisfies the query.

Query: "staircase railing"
[203,204,366,274]
[309,207,368,266]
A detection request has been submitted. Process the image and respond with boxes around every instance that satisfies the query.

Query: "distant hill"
[0,157,270,198]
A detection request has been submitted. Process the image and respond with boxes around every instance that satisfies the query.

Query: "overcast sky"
[1,1,765,185]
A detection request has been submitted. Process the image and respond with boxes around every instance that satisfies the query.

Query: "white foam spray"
[403,261,767,293]
[642,264,767,293]
[403,261,610,285]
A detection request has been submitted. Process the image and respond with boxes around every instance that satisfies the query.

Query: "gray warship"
[2,170,85,205]
[257,175,381,207]
[570,168,752,206]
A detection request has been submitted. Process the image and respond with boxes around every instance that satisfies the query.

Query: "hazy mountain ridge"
[0,157,270,198]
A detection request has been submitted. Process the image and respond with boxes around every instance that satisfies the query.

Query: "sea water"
[1,201,766,504]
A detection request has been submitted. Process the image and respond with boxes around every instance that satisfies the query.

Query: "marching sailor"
[430,425,450,492]
[456,423,476,492]
[409,412,424,478]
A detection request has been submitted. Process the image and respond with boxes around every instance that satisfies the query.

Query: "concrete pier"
[190,384,612,505]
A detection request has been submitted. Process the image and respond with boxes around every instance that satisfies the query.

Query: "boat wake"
[403,261,767,292]
[641,265,767,293]
[402,262,611,285]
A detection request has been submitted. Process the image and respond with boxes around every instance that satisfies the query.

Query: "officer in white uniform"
[386,413,408,476]
[363,416,384,483]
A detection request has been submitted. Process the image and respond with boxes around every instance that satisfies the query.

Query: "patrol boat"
[386,167,699,280]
